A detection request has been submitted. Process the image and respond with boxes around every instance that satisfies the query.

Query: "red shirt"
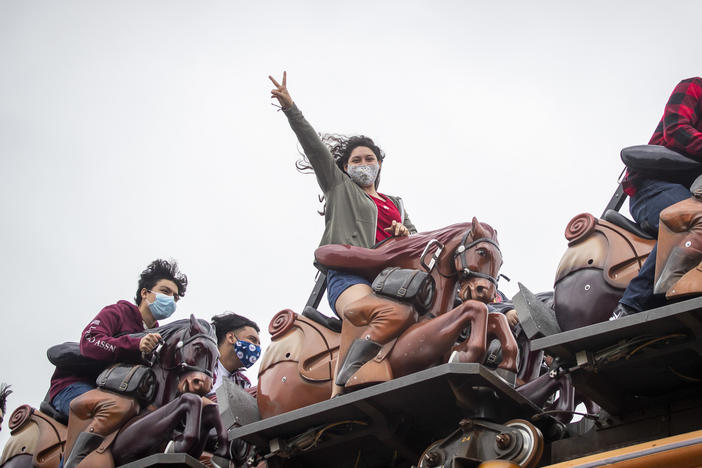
[372,193,402,243]
[623,77,702,196]
[49,300,156,401]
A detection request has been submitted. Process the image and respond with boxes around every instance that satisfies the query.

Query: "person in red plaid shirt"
[613,77,702,319]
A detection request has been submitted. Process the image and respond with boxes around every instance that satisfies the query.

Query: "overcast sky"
[1,0,701,448]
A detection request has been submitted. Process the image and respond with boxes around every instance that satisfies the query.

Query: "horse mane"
[375,221,498,258]
[127,318,215,341]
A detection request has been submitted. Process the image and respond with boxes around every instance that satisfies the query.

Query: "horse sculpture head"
[655,196,702,298]
[137,315,220,405]
[453,217,503,304]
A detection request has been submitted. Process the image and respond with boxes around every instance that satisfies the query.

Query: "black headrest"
[621,145,702,178]
[47,342,109,376]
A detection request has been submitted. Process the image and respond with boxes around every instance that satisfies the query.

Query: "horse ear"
[471,217,484,237]
[189,314,203,335]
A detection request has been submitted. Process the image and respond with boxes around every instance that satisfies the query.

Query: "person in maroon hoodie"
[49,259,188,420]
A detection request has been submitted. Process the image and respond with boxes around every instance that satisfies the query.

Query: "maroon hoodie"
[48,300,158,401]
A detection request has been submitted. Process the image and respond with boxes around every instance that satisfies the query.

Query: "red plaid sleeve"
[649,77,702,159]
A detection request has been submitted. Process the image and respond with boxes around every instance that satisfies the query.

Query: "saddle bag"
[372,267,435,313]
[96,364,157,405]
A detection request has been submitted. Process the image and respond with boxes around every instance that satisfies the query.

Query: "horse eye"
[477,248,487,256]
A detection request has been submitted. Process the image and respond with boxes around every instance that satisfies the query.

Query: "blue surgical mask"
[233,340,261,368]
[147,292,177,320]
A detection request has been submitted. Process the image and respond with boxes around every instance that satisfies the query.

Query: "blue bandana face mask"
[147,292,177,320]
[233,340,261,368]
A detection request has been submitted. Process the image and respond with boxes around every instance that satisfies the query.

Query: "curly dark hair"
[211,312,260,346]
[134,259,188,305]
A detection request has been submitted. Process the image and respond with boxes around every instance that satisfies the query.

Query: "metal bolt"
[458,418,473,431]
[424,452,440,465]
[496,432,511,449]
[584,284,591,291]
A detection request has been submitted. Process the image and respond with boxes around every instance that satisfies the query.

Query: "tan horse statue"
[553,181,702,331]
[257,219,518,419]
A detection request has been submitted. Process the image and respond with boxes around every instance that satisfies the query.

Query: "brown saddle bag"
[371,267,436,313]
[96,364,157,405]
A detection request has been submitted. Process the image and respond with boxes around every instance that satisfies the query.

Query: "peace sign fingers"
[269,71,293,109]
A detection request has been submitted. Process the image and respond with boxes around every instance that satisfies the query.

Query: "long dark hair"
[296,134,385,215]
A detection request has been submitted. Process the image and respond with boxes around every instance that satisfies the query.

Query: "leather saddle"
[39,392,68,426]
[302,306,341,333]
[556,213,656,291]
[601,209,655,240]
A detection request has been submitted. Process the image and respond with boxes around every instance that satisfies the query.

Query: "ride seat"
[302,306,342,333]
[39,391,68,425]
[602,209,655,240]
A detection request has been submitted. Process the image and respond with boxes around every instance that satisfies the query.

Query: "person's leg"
[52,382,96,468]
[51,382,95,419]
[326,270,373,396]
[616,180,691,315]
[326,270,373,319]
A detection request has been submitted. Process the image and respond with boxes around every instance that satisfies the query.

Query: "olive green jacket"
[283,103,417,248]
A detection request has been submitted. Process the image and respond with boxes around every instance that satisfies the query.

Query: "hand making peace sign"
[269,71,293,110]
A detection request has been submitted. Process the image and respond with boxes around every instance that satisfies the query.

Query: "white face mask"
[347,164,379,188]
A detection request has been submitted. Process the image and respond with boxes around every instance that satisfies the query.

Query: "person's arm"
[79,304,143,362]
[403,209,417,235]
[656,78,702,159]
[270,72,344,193]
[390,196,418,235]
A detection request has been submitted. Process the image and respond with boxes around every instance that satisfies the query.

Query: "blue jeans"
[52,382,95,419]
[619,179,691,311]
[326,269,371,317]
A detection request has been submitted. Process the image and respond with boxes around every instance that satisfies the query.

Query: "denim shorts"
[52,381,95,418]
[326,269,371,317]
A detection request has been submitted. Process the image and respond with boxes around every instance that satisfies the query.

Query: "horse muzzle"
[459,278,496,304]
[178,372,213,396]
[654,244,702,295]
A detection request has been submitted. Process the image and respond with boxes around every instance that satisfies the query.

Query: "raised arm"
[270,72,345,193]
[652,78,702,159]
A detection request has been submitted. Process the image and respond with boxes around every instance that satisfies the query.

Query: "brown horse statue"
[257,218,519,418]
[0,315,227,468]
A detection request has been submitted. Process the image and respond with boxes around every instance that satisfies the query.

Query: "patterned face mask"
[347,164,380,188]
[233,340,261,368]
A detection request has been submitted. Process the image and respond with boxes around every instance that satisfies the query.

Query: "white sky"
[1,0,701,448]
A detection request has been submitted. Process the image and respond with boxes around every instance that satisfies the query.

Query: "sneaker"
[609,303,637,321]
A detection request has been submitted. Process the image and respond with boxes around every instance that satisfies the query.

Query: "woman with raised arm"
[270,72,417,395]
